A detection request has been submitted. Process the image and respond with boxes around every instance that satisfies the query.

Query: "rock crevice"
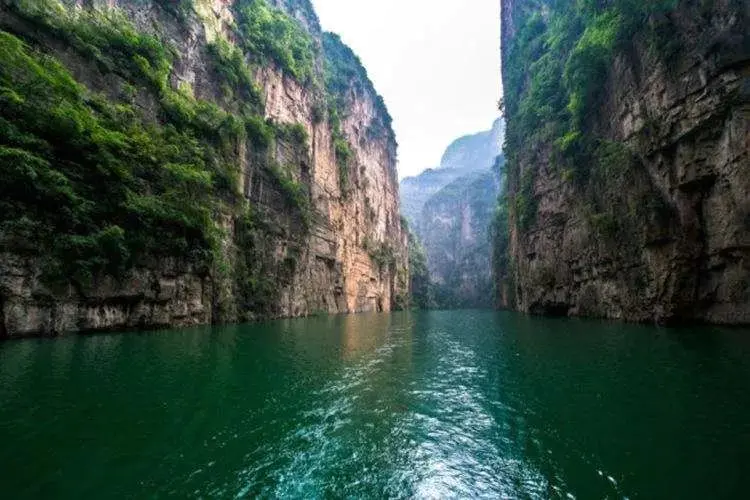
[499,0,750,324]
[0,0,408,337]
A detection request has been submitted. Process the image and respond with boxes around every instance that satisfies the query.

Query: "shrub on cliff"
[502,0,686,231]
[0,30,227,283]
[235,0,317,84]
[0,0,318,287]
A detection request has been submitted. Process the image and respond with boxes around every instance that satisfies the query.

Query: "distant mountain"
[419,167,503,308]
[400,119,505,308]
[440,117,505,170]
[400,119,504,227]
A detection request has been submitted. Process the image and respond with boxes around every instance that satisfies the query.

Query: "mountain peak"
[438,117,504,171]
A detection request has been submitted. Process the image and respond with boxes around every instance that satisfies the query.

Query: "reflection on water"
[339,312,393,360]
[1,311,749,498]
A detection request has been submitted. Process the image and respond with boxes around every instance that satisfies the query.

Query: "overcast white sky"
[312,0,502,179]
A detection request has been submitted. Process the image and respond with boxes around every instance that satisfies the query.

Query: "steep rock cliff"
[419,168,502,308]
[400,119,504,308]
[0,0,408,337]
[499,0,750,324]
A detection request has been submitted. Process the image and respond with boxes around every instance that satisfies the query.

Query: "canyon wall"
[0,0,408,337]
[400,119,504,308]
[419,169,501,308]
[499,0,750,324]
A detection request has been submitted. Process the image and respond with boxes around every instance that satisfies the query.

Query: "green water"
[1,311,749,498]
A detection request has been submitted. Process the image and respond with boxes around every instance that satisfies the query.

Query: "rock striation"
[0,0,408,337]
[400,119,504,308]
[499,0,750,324]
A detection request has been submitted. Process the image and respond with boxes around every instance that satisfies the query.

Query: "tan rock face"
[252,63,407,317]
[500,1,750,324]
[0,0,408,337]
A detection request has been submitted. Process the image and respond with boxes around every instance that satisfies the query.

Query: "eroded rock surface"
[0,0,407,337]
[400,119,504,308]
[500,0,750,324]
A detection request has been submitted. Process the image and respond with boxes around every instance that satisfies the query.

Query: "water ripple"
[2,311,748,498]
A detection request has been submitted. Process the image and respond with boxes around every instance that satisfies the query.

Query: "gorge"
[0,0,748,327]
[400,119,504,308]
[1,1,750,498]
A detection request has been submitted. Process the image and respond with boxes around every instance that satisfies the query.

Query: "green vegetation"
[364,238,397,271]
[0,0,408,316]
[267,162,311,226]
[233,208,298,319]
[407,230,433,310]
[333,134,353,194]
[207,38,264,110]
[274,121,309,146]
[154,0,194,20]
[491,201,510,276]
[498,0,684,272]
[514,168,537,231]
[264,121,312,225]
[245,114,276,149]
[10,0,174,88]
[0,29,228,283]
[322,33,392,133]
[322,32,394,195]
[235,0,317,84]
[490,196,516,307]
[504,0,679,147]
[0,0,314,293]
[503,0,681,184]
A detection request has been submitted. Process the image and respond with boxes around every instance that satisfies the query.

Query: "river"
[1,310,749,498]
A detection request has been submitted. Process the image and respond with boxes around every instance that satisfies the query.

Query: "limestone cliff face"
[400,119,504,308]
[500,0,750,324]
[419,169,501,308]
[0,0,407,337]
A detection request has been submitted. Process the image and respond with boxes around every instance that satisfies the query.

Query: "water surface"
[1,311,749,498]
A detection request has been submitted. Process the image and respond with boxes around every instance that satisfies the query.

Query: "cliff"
[0,0,408,338]
[499,0,750,324]
[400,119,504,308]
[419,168,502,308]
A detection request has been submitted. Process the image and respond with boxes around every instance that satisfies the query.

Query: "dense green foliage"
[503,0,681,194]
[499,0,682,253]
[0,0,409,316]
[0,28,230,283]
[235,0,317,84]
[504,0,679,148]
[494,0,699,304]
[207,38,264,110]
[0,0,314,289]
[9,0,173,80]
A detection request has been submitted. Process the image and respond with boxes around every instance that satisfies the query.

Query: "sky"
[311,0,502,179]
